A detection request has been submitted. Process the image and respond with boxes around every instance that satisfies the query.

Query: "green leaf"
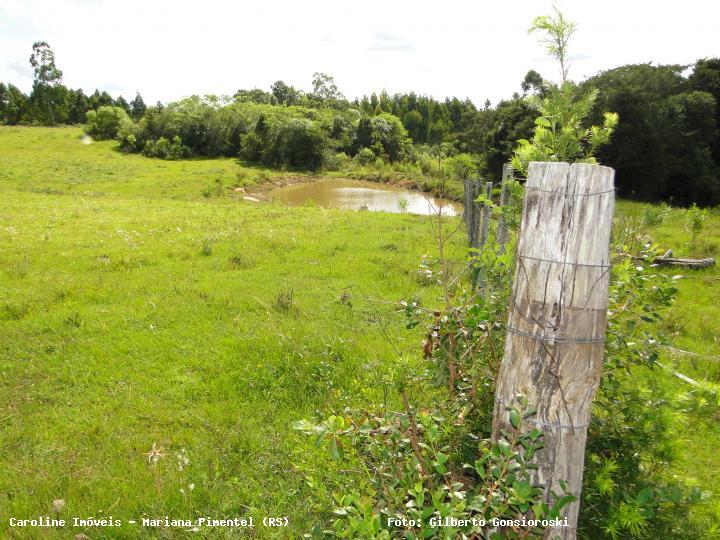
[556,494,576,509]
[636,487,653,505]
[514,480,533,500]
[509,409,521,429]
[329,437,343,460]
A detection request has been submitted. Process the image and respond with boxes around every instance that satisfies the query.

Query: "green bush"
[368,113,410,161]
[445,152,478,180]
[271,118,326,170]
[295,396,575,539]
[323,151,350,171]
[85,105,133,140]
[142,135,190,160]
[354,147,375,166]
[239,131,264,162]
[685,203,708,255]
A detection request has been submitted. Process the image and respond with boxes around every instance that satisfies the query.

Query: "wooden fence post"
[464,178,483,248]
[497,163,513,254]
[478,181,493,251]
[464,178,473,245]
[492,162,615,539]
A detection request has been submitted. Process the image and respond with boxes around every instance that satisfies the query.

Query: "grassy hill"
[0,126,718,538]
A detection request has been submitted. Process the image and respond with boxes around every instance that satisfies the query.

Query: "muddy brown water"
[270,178,462,216]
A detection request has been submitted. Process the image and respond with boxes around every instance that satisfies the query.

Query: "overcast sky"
[1,0,718,106]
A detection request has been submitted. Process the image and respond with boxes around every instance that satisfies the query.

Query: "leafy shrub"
[85,105,133,140]
[641,203,670,227]
[684,203,708,255]
[512,84,618,176]
[573,242,707,538]
[142,135,190,160]
[354,147,375,166]
[293,180,705,537]
[397,196,408,213]
[295,396,574,539]
[417,152,437,176]
[235,168,251,187]
[445,152,478,180]
[272,118,327,170]
[323,151,350,171]
[119,133,137,152]
[368,113,411,161]
[239,131,264,162]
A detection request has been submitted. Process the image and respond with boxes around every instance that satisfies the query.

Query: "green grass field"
[1,126,718,538]
[615,200,720,535]
[0,127,468,538]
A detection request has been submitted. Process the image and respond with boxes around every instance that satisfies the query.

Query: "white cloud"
[1,0,718,105]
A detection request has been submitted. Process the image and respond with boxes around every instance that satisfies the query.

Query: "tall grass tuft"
[200,237,214,256]
[274,288,294,313]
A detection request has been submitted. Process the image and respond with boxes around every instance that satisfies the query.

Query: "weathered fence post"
[492,162,615,539]
[497,163,513,254]
[478,181,493,251]
[464,178,483,248]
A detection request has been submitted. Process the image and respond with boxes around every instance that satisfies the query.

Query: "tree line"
[1,42,148,125]
[1,41,719,206]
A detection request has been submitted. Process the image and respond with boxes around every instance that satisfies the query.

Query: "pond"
[270,178,462,216]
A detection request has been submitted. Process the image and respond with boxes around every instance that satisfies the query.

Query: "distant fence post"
[491,162,615,539]
[464,178,483,248]
[478,181,493,251]
[497,163,513,254]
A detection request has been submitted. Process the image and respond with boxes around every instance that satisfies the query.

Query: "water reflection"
[271,178,462,216]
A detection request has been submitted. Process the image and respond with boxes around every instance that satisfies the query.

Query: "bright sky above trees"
[1,0,718,105]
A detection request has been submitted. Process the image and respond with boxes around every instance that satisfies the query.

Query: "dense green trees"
[67,89,90,124]
[0,77,143,131]
[119,96,408,169]
[0,83,28,124]
[584,62,720,205]
[457,96,536,179]
[688,58,720,164]
[0,41,145,130]
[2,39,719,204]
[352,92,477,146]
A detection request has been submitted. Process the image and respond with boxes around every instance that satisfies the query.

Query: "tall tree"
[688,58,720,162]
[115,95,130,114]
[521,69,546,96]
[130,92,147,120]
[270,80,301,105]
[311,72,343,101]
[89,90,114,110]
[29,41,63,124]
